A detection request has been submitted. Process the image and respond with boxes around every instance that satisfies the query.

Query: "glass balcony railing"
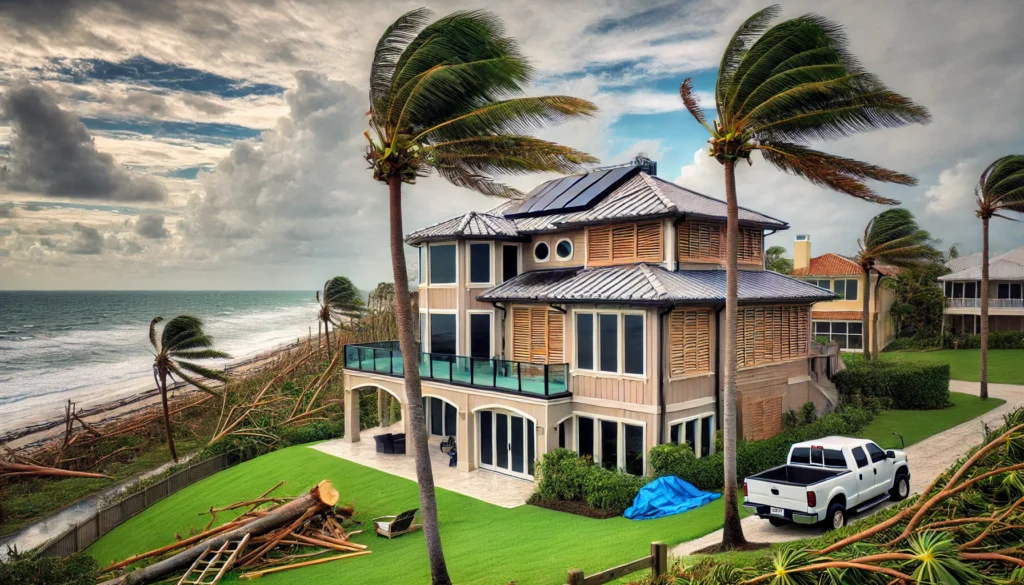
[343,342,569,398]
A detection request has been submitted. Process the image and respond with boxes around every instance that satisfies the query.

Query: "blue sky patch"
[82,117,261,145]
[163,166,211,180]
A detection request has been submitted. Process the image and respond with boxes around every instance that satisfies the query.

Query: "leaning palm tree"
[150,316,230,462]
[975,156,1024,399]
[316,276,364,358]
[678,5,929,548]
[856,209,942,359]
[364,9,597,583]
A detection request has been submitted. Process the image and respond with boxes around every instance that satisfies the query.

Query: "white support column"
[343,388,361,443]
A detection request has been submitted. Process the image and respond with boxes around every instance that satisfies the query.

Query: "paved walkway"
[313,424,534,509]
[672,380,1024,557]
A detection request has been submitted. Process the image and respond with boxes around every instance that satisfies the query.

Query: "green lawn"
[879,349,1024,385]
[858,391,1004,449]
[88,446,726,585]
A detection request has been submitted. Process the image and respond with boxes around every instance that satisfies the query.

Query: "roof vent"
[632,155,657,176]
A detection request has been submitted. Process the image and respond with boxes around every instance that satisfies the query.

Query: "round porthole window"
[555,238,573,260]
[534,241,550,262]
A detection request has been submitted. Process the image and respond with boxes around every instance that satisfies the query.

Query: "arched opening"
[350,384,405,432]
[472,405,536,480]
[422,394,458,439]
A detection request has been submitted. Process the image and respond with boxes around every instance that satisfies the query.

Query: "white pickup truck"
[743,436,910,530]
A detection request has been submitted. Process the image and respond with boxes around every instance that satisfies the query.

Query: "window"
[965,281,977,299]
[844,279,859,301]
[852,446,868,468]
[418,246,426,284]
[418,314,426,345]
[998,283,1023,299]
[623,314,644,375]
[670,415,714,458]
[469,313,491,359]
[430,397,443,435]
[945,281,952,297]
[953,282,964,298]
[558,422,566,449]
[624,425,644,475]
[480,411,492,465]
[574,415,645,475]
[429,244,456,284]
[575,313,594,370]
[866,442,886,463]
[577,417,594,459]
[814,321,863,350]
[791,447,810,464]
[533,241,550,262]
[598,313,618,372]
[832,279,859,301]
[429,313,456,355]
[824,449,846,468]
[469,243,491,284]
[600,420,618,470]
[555,238,573,260]
[502,245,519,282]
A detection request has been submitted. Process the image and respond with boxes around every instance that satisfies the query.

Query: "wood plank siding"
[676,221,762,265]
[736,360,806,440]
[423,287,458,310]
[586,222,664,266]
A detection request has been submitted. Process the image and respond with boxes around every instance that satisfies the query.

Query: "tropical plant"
[856,208,942,359]
[974,156,1024,400]
[884,262,947,342]
[149,316,229,462]
[678,5,929,548]
[363,9,597,583]
[316,276,363,358]
[765,245,793,274]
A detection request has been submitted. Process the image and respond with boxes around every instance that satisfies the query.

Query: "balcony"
[343,341,570,398]
[947,298,1024,309]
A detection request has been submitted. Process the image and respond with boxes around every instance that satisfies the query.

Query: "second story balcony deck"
[947,298,1024,309]
[343,341,569,399]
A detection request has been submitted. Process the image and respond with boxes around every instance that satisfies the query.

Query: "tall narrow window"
[469,313,491,359]
[502,245,519,282]
[429,397,443,435]
[999,283,1011,299]
[418,313,426,346]
[624,424,644,475]
[429,313,456,355]
[527,420,536,476]
[600,420,618,470]
[418,246,426,284]
[429,244,456,284]
[700,416,713,457]
[577,417,594,459]
[623,314,644,375]
[598,314,618,372]
[965,281,977,299]
[444,402,457,436]
[834,279,846,299]
[845,279,859,301]
[480,411,493,466]
[684,419,697,452]
[469,243,491,284]
[576,313,594,370]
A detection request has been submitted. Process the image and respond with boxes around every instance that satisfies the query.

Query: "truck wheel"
[825,504,846,531]
[890,474,910,501]
[768,518,787,527]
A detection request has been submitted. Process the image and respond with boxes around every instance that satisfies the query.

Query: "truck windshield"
[791,447,846,468]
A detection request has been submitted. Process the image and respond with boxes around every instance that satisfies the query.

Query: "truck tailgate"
[747,478,807,511]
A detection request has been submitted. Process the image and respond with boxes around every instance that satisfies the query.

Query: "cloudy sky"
[1,0,1022,291]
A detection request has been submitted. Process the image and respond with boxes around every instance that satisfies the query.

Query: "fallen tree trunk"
[0,461,111,479]
[99,480,339,585]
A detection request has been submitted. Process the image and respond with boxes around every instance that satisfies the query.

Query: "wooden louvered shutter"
[611,225,636,260]
[547,311,564,363]
[636,222,663,262]
[587,225,611,263]
[530,308,547,363]
[669,309,711,376]
[738,228,763,263]
[737,305,811,368]
[677,222,723,262]
[512,308,531,362]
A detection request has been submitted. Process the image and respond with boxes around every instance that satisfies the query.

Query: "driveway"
[672,380,1024,556]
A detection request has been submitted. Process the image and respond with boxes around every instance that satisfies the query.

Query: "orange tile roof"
[812,310,864,320]
[792,253,862,276]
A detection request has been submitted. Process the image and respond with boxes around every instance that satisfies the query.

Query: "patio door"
[477,409,535,480]
[422,397,457,437]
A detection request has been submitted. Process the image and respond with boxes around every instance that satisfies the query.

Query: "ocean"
[0,291,320,433]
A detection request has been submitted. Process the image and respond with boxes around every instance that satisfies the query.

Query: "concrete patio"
[313,422,535,508]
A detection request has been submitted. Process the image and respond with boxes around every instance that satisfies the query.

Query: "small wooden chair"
[372,509,421,539]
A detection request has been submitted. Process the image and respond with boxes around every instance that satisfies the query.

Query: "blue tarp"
[624,476,722,520]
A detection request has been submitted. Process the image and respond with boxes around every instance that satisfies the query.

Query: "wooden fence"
[565,542,667,585]
[36,451,240,557]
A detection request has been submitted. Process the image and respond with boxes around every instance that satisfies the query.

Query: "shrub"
[834,359,950,410]
[650,407,876,492]
[782,410,799,430]
[0,550,98,585]
[800,402,818,425]
[279,421,344,445]
[989,330,1024,349]
[533,448,649,512]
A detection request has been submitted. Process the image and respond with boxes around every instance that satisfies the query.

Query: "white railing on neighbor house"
[947,298,1024,309]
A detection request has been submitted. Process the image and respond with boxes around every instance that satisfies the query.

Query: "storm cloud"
[67,222,103,254]
[133,213,170,238]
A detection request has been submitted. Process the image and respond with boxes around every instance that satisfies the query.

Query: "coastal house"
[939,246,1024,334]
[790,235,897,352]
[341,159,836,481]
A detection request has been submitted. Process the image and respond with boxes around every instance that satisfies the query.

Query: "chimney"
[794,234,811,271]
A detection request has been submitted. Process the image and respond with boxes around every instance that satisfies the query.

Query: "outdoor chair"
[373,432,406,455]
[372,509,421,539]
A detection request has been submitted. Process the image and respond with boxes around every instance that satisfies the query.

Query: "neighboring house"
[939,246,1024,334]
[341,159,836,481]
[790,235,898,352]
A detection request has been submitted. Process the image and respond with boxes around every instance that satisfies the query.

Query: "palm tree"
[150,316,230,462]
[974,156,1024,399]
[856,209,942,359]
[764,245,793,274]
[317,276,364,357]
[678,5,929,548]
[364,9,597,583]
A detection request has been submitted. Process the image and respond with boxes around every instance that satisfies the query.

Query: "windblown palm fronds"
[317,276,364,358]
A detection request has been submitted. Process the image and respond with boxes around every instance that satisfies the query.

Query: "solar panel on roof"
[504,178,559,215]
[559,165,638,211]
[504,164,642,218]
[544,168,611,210]
[523,174,585,213]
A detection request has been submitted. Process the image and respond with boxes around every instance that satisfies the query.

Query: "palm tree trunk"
[862,268,872,359]
[720,159,746,549]
[324,318,332,359]
[980,216,990,400]
[159,369,178,463]
[872,275,884,358]
[387,175,451,585]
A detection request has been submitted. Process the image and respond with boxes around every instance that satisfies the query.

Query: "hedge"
[0,550,98,585]
[885,331,1024,351]
[834,358,950,410]
[649,407,876,492]
[532,448,649,512]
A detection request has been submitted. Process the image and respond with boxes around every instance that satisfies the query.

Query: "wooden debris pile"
[99,479,370,585]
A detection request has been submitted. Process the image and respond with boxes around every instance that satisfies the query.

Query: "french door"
[422,397,457,437]
[478,409,535,480]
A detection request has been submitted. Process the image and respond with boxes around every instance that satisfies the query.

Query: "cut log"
[99,480,339,585]
[0,461,111,480]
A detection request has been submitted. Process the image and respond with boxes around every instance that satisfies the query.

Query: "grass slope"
[858,391,1005,449]
[879,349,1024,385]
[88,446,725,585]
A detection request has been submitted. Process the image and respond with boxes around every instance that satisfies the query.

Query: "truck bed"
[749,465,849,487]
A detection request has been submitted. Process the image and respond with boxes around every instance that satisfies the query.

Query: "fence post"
[651,541,667,577]
[566,569,585,585]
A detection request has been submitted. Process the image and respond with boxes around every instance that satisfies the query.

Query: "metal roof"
[405,211,524,245]
[940,259,1024,281]
[478,264,837,304]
